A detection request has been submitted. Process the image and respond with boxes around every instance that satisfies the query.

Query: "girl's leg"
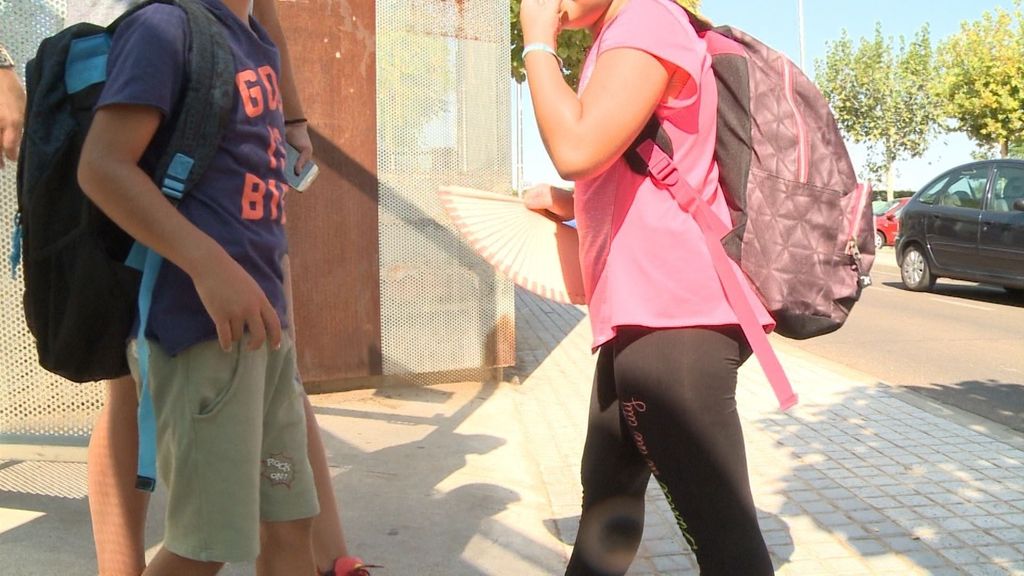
[565,348,653,576]
[282,253,361,574]
[612,326,773,576]
[88,375,150,576]
[303,394,351,572]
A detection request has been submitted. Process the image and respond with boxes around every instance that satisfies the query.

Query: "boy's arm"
[252,0,312,172]
[78,104,282,352]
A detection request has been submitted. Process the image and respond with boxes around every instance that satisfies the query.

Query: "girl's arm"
[252,0,313,172]
[520,1,686,181]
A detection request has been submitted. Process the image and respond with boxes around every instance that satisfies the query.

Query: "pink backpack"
[628,9,875,409]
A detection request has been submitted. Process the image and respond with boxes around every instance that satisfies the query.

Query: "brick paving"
[512,287,1024,575]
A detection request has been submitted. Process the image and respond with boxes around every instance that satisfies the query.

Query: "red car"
[874,197,910,249]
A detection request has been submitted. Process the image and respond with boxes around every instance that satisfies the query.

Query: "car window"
[936,170,988,210]
[873,200,896,215]
[917,176,950,205]
[990,166,1024,213]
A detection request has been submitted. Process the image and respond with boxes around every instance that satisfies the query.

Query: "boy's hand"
[0,67,25,169]
[193,254,282,352]
[285,121,313,173]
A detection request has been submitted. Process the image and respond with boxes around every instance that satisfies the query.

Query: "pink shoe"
[324,556,380,576]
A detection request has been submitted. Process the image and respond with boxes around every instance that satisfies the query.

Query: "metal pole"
[516,82,524,195]
[798,0,806,70]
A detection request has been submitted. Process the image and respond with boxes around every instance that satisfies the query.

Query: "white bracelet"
[523,42,563,68]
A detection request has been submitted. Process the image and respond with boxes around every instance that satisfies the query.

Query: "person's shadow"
[304,379,570,575]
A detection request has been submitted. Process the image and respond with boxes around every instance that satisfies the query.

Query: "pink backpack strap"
[636,140,798,411]
[701,30,745,57]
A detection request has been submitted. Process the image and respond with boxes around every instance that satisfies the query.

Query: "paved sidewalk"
[1,284,1023,575]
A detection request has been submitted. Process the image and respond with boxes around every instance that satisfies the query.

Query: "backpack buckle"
[636,140,678,187]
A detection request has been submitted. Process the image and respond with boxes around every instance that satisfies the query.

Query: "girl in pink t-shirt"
[521,0,773,574]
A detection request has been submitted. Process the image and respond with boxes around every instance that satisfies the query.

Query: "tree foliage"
[376,2,453,160]
[510,0,701,89]
[816,23,940,200]
[935,0,1024,158]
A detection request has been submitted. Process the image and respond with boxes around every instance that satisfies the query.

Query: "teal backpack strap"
[132,0,235,492]
[133,247,163,491]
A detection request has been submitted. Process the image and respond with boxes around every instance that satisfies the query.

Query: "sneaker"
[323,556,380,576]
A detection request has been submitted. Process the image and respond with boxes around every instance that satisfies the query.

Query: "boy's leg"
[258,337,319,572]
[258,517,315,576]
[129,340,278,564]
[142,549,222,576]
[88,375,149,576]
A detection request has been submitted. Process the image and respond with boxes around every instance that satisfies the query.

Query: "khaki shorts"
[128,336,319,563]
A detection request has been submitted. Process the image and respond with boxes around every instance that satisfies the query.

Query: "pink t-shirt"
[575,0,774,349]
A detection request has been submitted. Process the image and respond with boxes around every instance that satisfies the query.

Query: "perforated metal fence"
[0,0,514,446]
[0,0,102,445]
[376,0,515,377]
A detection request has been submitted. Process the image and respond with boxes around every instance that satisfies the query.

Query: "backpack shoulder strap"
[634,139,799,411]
[105,0,234,202]
[151,0,235,202]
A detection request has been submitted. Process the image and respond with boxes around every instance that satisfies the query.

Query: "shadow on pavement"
[757,385,1024,574]
[907,379,1024,434]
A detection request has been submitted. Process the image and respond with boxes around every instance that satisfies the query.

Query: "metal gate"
[0,0,102,447]
[376,0,514,379]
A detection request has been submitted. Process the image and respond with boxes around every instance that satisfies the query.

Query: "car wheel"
[874,230,885,250]
[900,245,935,291]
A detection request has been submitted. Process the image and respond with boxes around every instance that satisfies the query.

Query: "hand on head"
[520,0,566,46]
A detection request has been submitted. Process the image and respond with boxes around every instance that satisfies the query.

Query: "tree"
[816,24,940,201]
[935,1,1024,159]
[510,0,701,89]
[376,1,453,168]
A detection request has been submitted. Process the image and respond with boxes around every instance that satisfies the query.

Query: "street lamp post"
[798,0,806,70]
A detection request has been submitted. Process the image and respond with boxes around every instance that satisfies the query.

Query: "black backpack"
[13,0,234,383]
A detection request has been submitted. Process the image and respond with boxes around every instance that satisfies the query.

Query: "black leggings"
[565,326,773,576]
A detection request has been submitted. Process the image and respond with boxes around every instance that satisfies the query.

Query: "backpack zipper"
[845,183,873,287]
[782,60,809,183]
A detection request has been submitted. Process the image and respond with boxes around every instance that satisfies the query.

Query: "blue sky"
[514,0,1016,192]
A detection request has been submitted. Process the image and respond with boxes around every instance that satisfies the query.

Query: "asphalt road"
[782,247,1024,433]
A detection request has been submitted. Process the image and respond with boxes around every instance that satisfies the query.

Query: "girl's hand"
[520,0,564,47]
[523,183,554,212]
[524,183,575,221]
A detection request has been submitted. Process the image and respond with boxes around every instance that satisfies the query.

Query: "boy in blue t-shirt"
[78,0,319,573]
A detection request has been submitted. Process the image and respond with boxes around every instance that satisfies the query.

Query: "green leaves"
[935,0,1024,158]
[816,23,939,194]
[510,0,701,89]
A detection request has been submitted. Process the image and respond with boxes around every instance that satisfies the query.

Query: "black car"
[896,159,1024,296]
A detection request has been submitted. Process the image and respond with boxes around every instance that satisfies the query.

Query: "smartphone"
[285,141,320,192]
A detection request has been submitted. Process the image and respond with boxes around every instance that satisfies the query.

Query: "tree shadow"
[905,379,1024,433]
[751,378,1024,573]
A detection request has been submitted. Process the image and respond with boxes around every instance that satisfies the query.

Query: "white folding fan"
[437,186,586,305]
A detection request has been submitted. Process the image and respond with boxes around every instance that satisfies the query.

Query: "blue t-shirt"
[97,0,290,356]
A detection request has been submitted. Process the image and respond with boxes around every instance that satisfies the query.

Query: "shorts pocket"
[186,341,247,419]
